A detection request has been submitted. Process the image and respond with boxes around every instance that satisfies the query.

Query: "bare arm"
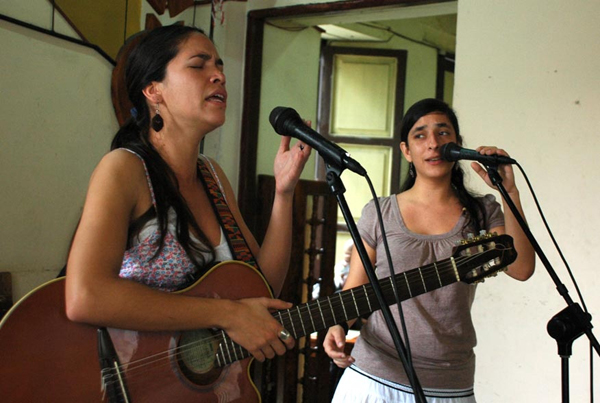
[471,146,536,281]
[212,136,310,296]
[324,242,374,368]
[65,150,293,361]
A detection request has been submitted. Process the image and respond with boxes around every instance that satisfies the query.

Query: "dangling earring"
[409,162,415,178]
[151,103,164,132]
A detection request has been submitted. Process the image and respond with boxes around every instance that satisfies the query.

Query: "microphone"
[269,107,366,176]
[440,142,517,165]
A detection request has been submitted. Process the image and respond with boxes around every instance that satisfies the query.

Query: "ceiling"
[318,14,457,55]
[269,2,457,55]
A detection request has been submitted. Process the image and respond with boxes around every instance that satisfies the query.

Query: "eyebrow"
[190,53,224,66]
[412,122,451,132]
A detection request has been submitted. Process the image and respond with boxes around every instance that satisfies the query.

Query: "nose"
[427,135,441,149]
[211,69,226,85]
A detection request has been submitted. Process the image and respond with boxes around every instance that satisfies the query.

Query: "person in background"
[65,24,311,364]
[324,98,535,402]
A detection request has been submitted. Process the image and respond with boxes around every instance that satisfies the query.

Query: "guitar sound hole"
[176,329,223,386]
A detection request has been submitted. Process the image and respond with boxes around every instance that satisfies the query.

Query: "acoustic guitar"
[0,232,516,402]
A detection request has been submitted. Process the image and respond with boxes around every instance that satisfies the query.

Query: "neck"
[150,129,204,186]
[409,175,455,202]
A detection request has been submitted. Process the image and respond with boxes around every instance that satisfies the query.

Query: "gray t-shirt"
[350,194,504,389]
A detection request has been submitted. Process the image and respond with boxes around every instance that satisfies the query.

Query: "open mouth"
[206,93,226,103]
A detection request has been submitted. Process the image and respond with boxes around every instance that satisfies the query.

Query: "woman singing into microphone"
[324,98,535,402]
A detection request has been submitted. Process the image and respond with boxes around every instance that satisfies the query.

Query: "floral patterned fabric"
[118,149,232,291]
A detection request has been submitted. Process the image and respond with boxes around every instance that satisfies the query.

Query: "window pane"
[337,144,392,223]
[331,54,397,138]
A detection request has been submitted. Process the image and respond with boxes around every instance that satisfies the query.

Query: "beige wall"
[256,24,321,180]
[0,17,116,299]
[455,1,600,401]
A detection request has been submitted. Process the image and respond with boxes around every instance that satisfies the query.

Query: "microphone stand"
[324,164,427,403]
[485,164,600,402]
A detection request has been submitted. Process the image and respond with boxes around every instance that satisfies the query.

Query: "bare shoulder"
[88,149,151,214]
[97,148,145,174]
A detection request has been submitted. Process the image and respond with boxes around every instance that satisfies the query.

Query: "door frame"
[238,0,453,229]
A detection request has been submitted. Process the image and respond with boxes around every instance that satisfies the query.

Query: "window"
[317,45,407,270]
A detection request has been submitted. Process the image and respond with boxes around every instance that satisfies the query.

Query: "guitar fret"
[222,330,233,364]
[276,311,284,326]
[307,301,317,331]
[238,344,246,361]
[218,333,229,365]
[231,339,240,362]
[363,285,372,312]
[434,262,443,287]
[350,289,360,317]
[287,310,297,338]
[418,267,427,292]
[216,350,223,367]
[316,299,327,329]
[339,293,348,321]
[296,305,307,336]
[450,257,460,281]
[327,296,337,325]
[404,272,412,298]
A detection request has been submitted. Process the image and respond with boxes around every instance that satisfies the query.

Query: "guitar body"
[0,234,516,402]
[0,261,271,403]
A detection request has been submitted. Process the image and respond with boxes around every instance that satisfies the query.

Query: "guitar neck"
[215,256,461,367]
[275,256,461,338]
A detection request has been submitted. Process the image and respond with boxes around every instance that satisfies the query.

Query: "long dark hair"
[399,98,486,233]
[111,25,214,268]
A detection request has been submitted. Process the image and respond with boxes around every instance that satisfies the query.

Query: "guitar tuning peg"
[479,230,487,236]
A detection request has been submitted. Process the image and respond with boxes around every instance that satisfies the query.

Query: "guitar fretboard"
[213,235,512,367]
[215,255,461,367]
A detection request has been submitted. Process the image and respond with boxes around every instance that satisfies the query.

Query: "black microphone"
[269,107,366,176]
[440,142,517,166]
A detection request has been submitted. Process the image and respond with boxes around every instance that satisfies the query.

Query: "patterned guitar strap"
[196,155,262,273]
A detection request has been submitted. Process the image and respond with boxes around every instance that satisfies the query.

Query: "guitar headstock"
[452,232,517,284]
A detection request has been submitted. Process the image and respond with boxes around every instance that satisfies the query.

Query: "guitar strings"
[101,247,511,390]
[102,251,497,391]
[101,252,487,387]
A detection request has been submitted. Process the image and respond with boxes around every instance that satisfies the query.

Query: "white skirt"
[332,365,476,403]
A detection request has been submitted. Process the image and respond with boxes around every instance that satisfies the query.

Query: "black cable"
[265,20,309,32]
[365,176,415,370]
[358,22,441,51]
[361,173,425,402]
[516,162,587,313]
[513,163,596,400]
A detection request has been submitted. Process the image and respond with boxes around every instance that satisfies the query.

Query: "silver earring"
[409,162,415,178]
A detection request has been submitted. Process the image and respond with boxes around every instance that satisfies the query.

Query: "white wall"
[455,1,600,401]
[0,16,116,299]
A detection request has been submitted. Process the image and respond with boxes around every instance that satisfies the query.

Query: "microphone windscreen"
[439,142,460,162]
[269,107,299,135]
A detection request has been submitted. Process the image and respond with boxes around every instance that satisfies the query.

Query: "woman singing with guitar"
[63,25,310,401]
